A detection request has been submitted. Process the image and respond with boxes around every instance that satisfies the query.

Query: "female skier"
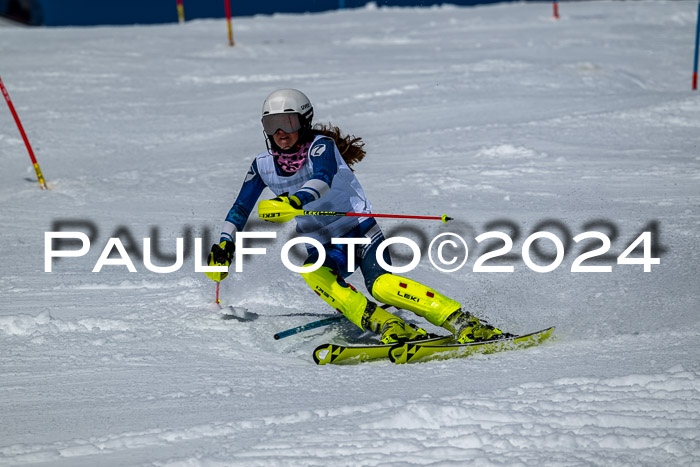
[208,89,506,344]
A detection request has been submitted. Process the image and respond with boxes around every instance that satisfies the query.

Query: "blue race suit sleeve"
[220,159,266,243]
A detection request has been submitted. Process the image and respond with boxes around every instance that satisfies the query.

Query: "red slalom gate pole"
[0,76,48,190]
[224,0,234,46]
[176,0,185,23]
[553,0,559,20]
[693,2,699,90]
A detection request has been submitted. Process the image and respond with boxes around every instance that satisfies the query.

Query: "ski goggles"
[262,113,302,135]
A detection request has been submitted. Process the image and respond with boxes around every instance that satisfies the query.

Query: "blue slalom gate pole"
[274,315,344,340]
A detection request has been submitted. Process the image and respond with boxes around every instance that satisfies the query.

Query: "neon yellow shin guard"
[300,266,367,328]
[371,274,460,326]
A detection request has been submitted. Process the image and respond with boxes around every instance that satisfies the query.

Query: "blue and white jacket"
[220,135,372,245]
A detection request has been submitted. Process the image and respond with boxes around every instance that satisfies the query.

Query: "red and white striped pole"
[224,0,234,46]
[0,76,48,190]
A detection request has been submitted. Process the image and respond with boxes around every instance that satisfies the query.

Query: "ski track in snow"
[1,1,700,465]
[1,366,698,466]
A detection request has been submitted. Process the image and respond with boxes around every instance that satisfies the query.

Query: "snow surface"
[1,1,700,465]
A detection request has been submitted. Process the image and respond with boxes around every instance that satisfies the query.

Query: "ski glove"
[258,193,303,223]
[209,240,235,265]
[273,194,302,209]
[205,240,235,282]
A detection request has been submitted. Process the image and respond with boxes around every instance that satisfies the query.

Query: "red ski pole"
[258,199,453,224]
[314,211,453,223]
[0,76,48,190]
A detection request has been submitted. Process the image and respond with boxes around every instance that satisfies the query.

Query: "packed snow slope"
[1,1,699,465]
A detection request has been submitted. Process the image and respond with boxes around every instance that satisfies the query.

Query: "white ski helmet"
[261,89,314,135]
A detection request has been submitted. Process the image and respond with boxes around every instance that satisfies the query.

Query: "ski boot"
[300,266,426,343]
[442,310,511,343]
[362,302,427,344]
[371,274,462,326]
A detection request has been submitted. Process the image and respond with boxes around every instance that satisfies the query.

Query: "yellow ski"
[313,335,454,365]
[389,327,556,364]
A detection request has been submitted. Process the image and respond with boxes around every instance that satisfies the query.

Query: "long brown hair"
[312,123,366,169]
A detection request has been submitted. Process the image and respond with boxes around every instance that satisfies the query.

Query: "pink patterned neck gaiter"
[274,141,312,173]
